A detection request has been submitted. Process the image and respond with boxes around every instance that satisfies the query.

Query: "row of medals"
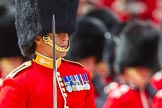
[62,73,90,92]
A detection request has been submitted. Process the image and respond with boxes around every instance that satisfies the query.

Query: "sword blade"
[52,14,57,108]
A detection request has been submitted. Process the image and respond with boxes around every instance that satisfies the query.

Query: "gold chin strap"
[43,35,70,53]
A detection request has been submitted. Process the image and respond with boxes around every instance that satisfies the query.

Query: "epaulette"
[6,61,32,79]
[0,78,3,87]
[61,58,84,68]
[109,85,130,99]
[152,70,162,81]
[104,82,119,94]
[155,89,162,98]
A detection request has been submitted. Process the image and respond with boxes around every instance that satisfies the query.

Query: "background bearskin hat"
[67,16,108,63]
[0,2,22,58]
[115,20,161,74]
[84,8,119,33]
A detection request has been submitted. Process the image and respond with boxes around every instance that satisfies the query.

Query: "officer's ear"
[34,36,42,45]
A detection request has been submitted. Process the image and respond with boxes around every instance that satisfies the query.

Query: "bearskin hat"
[115,20,160,74]
[0,2,22,58]
[67,16,108,63]
[15,0,79,58]
[84,8,119,32]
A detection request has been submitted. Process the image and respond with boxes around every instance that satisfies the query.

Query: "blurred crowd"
[0,0,162,108]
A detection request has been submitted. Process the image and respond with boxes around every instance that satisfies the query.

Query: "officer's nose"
[62,34,69,42]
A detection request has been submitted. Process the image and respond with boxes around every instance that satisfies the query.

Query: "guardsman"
[84,8,120,80]
[0,1,25,88]
[103,20,160,108]
[0,0,96,108]
[150,12,162,108]
[66,16,108,108]
[150,25,162,91]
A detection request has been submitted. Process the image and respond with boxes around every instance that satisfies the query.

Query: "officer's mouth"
[60,45,68,49]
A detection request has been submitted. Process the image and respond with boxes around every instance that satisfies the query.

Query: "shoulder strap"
[61,58,84,68]
[6,61,32,78]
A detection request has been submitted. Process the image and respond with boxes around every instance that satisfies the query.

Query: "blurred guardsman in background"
[84,8,120,80]
[150,4,162,107]
[150,0,162,91]
[66,16,108,108]
[0,1,25,87]
[103,20,160,108]
[0,0,96,108]
[67,16,107,77]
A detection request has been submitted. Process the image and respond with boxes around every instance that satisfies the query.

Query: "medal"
[62,76,72,92]
[67,76,77,92]
[75,84,81,91]
[78,74,85,90]
[81,74,90,90]
[66,85,72,92]
[84,74,90,90]
[73,75,81,91]
[85,83,90,90]
[80,84,84,90]
[71,85,77,91]
[75,74,84,90]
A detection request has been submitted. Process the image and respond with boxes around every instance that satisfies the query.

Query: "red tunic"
[0,70,2,78]
[0,70,2,90]
[0,53,96,108]
[151,89,162,108]
[150,71,162,108]
[103,83,151,108]
[150,71,162,90]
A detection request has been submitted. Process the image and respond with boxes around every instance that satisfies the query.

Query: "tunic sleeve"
[84,71,96,108]
[0,79,28,108]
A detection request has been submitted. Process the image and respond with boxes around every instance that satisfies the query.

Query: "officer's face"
[53,33,69,58]
[34,33,69,59]
[125,67,151,89]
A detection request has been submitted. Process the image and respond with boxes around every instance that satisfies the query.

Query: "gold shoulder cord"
[6,61,32,78]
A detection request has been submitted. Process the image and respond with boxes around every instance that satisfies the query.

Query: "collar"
[33,51,61,69]
[118,80,139,90]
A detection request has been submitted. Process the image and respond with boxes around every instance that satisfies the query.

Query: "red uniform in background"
[103,83,151,108]
[151,89,162,108]
[150,71,162,90]
[0,71,2,90]
[0,71,1,78]
[97,0,128,22]
[151,71,162,108]
[0,52,96,108]
[103,20,160,108]
[97,0,160,25]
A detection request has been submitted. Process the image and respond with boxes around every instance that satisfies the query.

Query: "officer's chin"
[56,50,67,58]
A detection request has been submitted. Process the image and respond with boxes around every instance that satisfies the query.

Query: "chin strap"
[43,35,70,53]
